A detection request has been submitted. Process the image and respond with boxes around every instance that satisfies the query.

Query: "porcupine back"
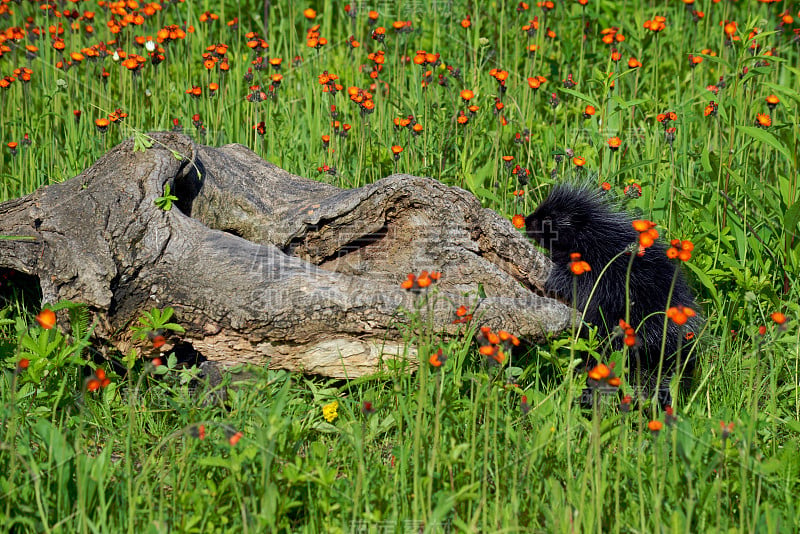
[524,183,700,397]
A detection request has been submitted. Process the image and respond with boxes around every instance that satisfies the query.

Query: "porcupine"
[525,183,701,407]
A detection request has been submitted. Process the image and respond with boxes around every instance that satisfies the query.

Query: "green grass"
[2,0,800,531]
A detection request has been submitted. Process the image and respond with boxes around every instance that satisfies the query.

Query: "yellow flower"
[322,400,339,422]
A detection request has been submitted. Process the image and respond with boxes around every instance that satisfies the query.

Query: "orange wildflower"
[648,420,663,433]
[723,21,737,37]
[771,312,787,325]
[36,309,56,330]
[766,94,779,110]
[429,348,445,367]
[666,306,692,326]
[588,363,611,381]
[568,252,591,275]
[633,220,658,249]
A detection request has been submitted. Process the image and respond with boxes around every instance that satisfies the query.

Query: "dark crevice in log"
[172,341,206,367]
[0,268,42,311]
[172,157,205,217]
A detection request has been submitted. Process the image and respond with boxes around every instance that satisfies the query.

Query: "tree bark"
[0,132,570,377]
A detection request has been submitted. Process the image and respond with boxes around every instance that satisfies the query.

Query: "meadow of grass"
[1,0,800,531]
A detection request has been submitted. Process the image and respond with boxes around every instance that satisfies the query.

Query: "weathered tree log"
[0,132,570,377]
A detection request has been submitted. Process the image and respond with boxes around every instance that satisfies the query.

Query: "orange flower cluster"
[410,49,438,68]
[618,319,637,347]
[615,395,631,413]
[632,220,658,249]
[527,75,547,90]
[0,74,16,89]
[400,270,441,291]
[331,120,351,139]
[120,53,147,74]
[86,367,111,392]
[429,348,446,367]
[667,239,694,261]
[489,68,509,92]
[347,85,374,115]
[245,31,269,51]
[94,108,127,134]
[306,24,327,49]
[186,84,202,97]
[157,23,189,43]
[704,101,718,117]
[600,27,625,44]
[364,49,385,80]
[477,326,519,366]
[393,115,423,136]
[452,305,473,325]
[318,71,343,95]
[371,26,386,43]
[720,421,734,439]
[656,111,677,128]
[644,16,667,32]
[316,164,337,175]
[510,164,530,185]
[522,17,539,37]
[568,252,591,275]
[667,305,696,326]
[391,20,413,33]
[586,362,622,390]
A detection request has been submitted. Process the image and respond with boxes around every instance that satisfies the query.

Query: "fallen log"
[0,132,570,377]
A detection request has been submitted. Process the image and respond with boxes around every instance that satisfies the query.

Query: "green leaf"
[473,186,501,204]
[737,125,794,166]
[558,88,600,109]
[784,201,800,235]
[133,132,154,152]
[608,158,658,180]
[610,96,649,109]
[684,262,719,304]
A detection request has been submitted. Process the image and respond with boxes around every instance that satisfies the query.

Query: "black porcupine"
[525,183,701,406]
